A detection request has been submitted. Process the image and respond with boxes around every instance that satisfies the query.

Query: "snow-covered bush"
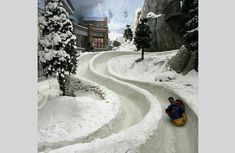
[38,0,79,95]
[65,76,107,100]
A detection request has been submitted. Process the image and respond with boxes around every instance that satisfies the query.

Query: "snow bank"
[107,51,198,115]
[113,43,138,51]
[38,75,122,152]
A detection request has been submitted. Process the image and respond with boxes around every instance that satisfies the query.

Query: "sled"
[171,113,187,126]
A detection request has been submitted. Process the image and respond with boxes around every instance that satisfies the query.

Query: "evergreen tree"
[123,25,133,42]
[38,0,79,95]
[133,8,142,40]
[134,18,152,61]
[180,0,198,71]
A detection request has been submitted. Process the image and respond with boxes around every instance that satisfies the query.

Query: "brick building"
[38,0,109,79]
[73,17,109,49]
[39,0,109,49]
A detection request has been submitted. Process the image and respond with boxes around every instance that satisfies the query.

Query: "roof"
[62,0,74,15]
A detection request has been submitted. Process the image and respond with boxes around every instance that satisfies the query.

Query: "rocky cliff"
[141,0,184,52]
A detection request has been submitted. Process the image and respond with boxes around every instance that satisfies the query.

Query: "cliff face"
[141,0,184,52]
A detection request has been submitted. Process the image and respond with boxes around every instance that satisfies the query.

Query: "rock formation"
[141,0,184,52]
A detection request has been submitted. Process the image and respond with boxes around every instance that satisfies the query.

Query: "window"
[93,37,105,48]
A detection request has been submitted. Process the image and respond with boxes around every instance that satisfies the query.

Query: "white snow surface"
[38,44,198,153]
[146,12,162,19]
[39,96,115,141]
[44,51,162,153]
[113,43,137,52]
[38,76,121,152]
[108,50,198,115]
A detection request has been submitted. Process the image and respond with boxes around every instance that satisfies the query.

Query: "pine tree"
[38,0,79,95]
[134,18,152,61]
[123,25,133,42]
[180,0,198,71]
[133,8,142,40]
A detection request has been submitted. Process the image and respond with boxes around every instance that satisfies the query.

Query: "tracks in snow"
[42,51,197,153]
[93,51,198,153]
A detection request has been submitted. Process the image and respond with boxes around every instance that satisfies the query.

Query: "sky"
[38,0,145,40]
[69,0,145,40]
[69,0,144,24]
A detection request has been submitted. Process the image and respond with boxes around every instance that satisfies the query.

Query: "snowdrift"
[38,75,122,152]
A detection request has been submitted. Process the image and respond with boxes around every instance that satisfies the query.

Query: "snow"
[38,0,78,78]
[45,51,162,153]
[113,43,137,51]
[89,50,197,153]
[108,51,176,81]
[132,8,142,39]
[187,27,198,33]
[146,12,162,19]
[107,49,198,115]
[38,45,197,153]
[39,96,116,142]
[38,76,121,152]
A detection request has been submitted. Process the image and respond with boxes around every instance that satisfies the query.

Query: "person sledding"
[165,97,186,126]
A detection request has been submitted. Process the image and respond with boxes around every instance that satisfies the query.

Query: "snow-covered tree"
[134,18,152,62]
[132,8,142,40]
[123,25,133,42]
[38,0,79,95]
[180,0,198,71]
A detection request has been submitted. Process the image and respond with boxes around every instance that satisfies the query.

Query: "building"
[62,0,109,50]
[38,0,109,79]
[73,17,109,49]
[39,0,109,50]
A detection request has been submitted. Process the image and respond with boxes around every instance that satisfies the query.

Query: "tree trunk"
[141,48,144,60]
[58,74,65,96]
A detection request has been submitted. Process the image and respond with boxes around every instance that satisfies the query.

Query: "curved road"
[88,51,198,153]
[77,53,148,138]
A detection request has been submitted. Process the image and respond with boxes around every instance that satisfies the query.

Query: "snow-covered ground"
[113,43,137,51]
[38,77,121,152]
[38,44,198,153]
[108,49,198,114]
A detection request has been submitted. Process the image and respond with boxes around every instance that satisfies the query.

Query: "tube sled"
[171,113,187,126]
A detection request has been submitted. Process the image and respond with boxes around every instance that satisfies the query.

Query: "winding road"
[91,51,198,153]
[42,51,198,153]
[76,51,198,153]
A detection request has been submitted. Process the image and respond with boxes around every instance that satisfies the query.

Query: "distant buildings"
[38,0,109,50]
[64,0,109,49]
[38,0,109,79]
[73,17,109,49]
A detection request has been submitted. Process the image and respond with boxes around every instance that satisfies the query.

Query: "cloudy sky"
[38,0,145,40]
[69,0,144,24]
